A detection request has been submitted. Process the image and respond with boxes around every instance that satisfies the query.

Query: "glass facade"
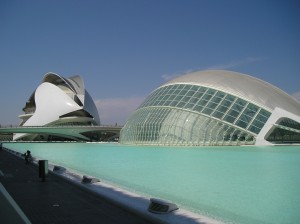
[266,118,300,143]
[120,84,271,146]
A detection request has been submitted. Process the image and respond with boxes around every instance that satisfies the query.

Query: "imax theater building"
[120,70,300,146]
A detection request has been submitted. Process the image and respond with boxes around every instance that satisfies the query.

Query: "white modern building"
[14,73,100,141]
[120,70,300,146]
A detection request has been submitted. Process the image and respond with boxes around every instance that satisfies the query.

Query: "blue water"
[4,143,300,224]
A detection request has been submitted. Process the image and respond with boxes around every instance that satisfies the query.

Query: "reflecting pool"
[4,143,300,224]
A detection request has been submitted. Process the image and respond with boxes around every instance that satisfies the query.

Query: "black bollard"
[38,160,48,182]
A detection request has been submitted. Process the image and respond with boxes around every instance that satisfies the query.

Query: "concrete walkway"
[0,148,154,224]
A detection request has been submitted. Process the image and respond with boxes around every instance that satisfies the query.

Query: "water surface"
[4,143,300,224]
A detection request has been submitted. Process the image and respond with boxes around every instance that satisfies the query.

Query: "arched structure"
[14,73,100,141]
[120,70,300,146]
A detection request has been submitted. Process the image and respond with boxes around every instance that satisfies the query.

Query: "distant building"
[14,73,100,141]
[120,70,300,146]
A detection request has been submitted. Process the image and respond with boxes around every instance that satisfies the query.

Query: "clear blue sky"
[0,0,299,126]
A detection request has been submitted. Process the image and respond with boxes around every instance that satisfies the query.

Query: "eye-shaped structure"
[14,73,100,141]
[120,70,300,146]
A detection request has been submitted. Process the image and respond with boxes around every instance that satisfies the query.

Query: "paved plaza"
[0,148,155,224]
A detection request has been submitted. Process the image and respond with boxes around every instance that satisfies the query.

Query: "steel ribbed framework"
[120,70,300,146]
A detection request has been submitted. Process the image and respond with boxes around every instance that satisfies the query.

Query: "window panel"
[174,95,183,101]
[226,109,239,118]
[224,115,236,123]
[255,113,269,123]
[225,94,236,102]
[186,90,195,97]
[167,95,176,101]
[194,105,204,112]
[221,99,234,107]
[182,96,191,103]
[201,93,213,101]
[198,99,209,108]
[250,119,264,129]
[179,89,188,96]
[156,100,165,106]
[215,91,226,99]
[183,103,195,110]
[236,99,247,107]
[199,87,207,93]
[259,109,271,118]
[159,90,168,97]
[152,98,160,106]
[191,85,200,92]
[170,89,178,95]
[206,101,219,110]
[193,92,204,99]
[242,114,252,123]
[169,101,178,107]
[184,85,192,90]
[162,100,172,106]
[212,110,224,119]
[248,125,261,134]
[176,101,186,108]
[189,97,199,104]
[161,94,170,101]
[170,85,178,90]
[202,107,214,115]
[232,102,245,112]
[151,98,159,105]
[236,119,248,129]
[152,88,162,96]
[206,89,216,95]
[244,103,259,117]
[214,105,229,114]
[174,89,181,94]
[210,96,223,104]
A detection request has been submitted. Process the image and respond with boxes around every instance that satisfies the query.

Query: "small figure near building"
[24,150,32,164]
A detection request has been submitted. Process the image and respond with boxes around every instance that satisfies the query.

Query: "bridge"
[0,125,123,141]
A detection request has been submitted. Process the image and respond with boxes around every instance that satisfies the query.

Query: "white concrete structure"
[14,73,100,141]
[120,70,300,146]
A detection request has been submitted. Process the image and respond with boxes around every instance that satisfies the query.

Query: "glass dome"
[120,83,270,146]
[120,70,300,146]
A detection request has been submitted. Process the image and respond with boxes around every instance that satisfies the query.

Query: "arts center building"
[120,70,300,146]
[14,73,100,141]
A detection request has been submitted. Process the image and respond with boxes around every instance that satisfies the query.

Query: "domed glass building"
[120,70,300,146]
